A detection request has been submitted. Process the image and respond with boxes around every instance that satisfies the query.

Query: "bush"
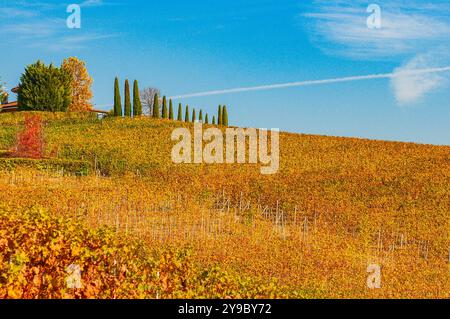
[18,61,72,112]
[11,115,45,159]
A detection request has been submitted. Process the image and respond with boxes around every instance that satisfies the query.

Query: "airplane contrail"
[169,66,450,100]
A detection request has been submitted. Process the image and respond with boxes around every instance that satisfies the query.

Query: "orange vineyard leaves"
[0,207,287,299]
[0,112,448,299]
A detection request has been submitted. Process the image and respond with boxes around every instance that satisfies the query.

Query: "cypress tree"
[177,103,183,121]
[192,109,196,123]
[185,105,190,122]
[212,116,216,125]
[222,105,228,126]
[218,105,222,125]
[124,79,132,117]
[205,114,209,124]
[199,110,203,123]
[114,77,122,117]
[133,80,142,116]
[162,96,168,119]
[169,99,174,120]
[152,94,160,118]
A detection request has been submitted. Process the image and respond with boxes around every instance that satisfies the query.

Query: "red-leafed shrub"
[12,115,45,159]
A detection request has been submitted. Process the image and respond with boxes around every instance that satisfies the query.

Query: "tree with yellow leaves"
[61,57,93,112]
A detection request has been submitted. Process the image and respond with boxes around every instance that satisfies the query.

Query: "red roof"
[0,101,110,115]
[0,102,19,113]
[0,101,18,108]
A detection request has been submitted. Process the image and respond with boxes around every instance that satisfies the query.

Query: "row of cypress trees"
[114,78,142,117]
[173,102,228,126]
[154,93,229,126]
[113,78,229,126]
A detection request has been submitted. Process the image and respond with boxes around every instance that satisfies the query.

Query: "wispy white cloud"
[0,17,120,50]
[80,0,108,8]
[6,0,57,10]
[301,0,450,104]
[0,19,64,38]
[0,7,37,18]
[303,0,450,59]
[0,0,119,51]
[43,33,120,51]
[391,52,450,104]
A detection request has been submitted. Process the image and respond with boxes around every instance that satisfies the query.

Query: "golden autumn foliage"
[61,57,93,112]
[0,206,289,299]
[0,112,448,299]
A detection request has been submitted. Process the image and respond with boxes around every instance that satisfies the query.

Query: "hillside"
[0,112,449,299]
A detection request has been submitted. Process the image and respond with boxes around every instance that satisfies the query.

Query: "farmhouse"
[0,87,19,113]
[0,86,109,115]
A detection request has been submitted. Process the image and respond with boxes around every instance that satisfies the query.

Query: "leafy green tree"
[162,96,168,119]
[124,80,132,117]
[222,105,229,126]
[185,105,190,122]
[192,109,196,123]
[114,77,122,116]
[199,110,203,123]
[18,61,72,112]
[212,116,216,125]
[152,94,160,118]
[205,113,209,124]
[218,105,222,125]
[169,99,174,120]
[177,103,183,121]
[133,80,142,116]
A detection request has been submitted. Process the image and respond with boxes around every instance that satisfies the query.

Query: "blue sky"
[1,0,449,145]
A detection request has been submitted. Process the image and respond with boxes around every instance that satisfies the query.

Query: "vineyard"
[0,112,449,298]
